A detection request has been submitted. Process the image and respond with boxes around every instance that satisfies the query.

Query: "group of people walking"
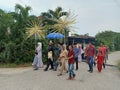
[85,42,108,73]
[32,40,108,80]
[43,41,79,80]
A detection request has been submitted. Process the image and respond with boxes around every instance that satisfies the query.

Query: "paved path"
[0,51,120,90]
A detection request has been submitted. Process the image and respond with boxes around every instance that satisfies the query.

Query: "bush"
[118,61,120,71]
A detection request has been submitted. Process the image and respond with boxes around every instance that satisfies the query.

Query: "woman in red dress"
[96,51,104,72]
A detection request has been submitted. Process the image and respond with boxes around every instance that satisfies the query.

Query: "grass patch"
[117,60,120,71]
[0,63,32,68]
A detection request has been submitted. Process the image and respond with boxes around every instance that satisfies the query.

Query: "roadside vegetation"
[117,60,120,71]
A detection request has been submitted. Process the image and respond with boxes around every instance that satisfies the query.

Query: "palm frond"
[55,7,62,13]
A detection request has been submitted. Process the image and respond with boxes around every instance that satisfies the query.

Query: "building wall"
[67,36,95,45]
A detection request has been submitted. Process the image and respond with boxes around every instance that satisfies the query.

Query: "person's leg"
[70,64,74,76]
[44,58,50,71]
[71,64,75,79]
[104,55,107,64]
[58,60,64,76]
[103,56,106,68]
[91,57,94,72]
[93,58,96,66]
[82,53,84,60]
[50,59,54,69]
[106,53,108,60]
[75,57,78,70]
[99,63,102,72]
[34,58,38,70]
[103,63,105,68]
[94,61,96,66]
[56,60,59,70]
[103,56,106,69]
[97,62,100,72]
[88,57,93,73]
[88,57,91,71]
[63,60,68,73]
[54,61,58,71]
[67,64,72,80]
[34,64,38,70]
[37,53,44,68]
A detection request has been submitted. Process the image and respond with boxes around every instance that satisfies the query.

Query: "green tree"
[114,34,120,50]
[15,4,31,26]
[41,7,76,43]
[41,7,68,33]
[0,4,34,64]
[0,9,15,63]
[95,31,120,51]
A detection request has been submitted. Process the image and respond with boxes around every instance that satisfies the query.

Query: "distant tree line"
[95,31,120,51]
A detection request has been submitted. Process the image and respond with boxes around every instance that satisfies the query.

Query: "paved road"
[0,51,120,90]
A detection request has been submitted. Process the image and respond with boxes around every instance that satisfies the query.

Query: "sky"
[0,0,120,36]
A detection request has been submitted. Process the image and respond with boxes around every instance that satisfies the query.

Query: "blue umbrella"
[46,32,64,39]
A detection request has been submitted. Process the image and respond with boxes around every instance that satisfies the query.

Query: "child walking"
[67,45,76,80]
[96,51,104,72]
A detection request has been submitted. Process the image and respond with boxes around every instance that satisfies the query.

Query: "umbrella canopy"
[46,32,64,39]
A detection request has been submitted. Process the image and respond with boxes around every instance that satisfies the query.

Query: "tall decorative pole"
[35,33,37,48]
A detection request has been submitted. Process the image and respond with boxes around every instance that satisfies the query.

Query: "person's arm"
[68,51,74,59]
[68,55,74,60]
[85,47,88,56]
[95,56,97,62]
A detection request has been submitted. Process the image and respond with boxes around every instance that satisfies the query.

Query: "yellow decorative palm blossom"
[53,12,76,34]
[26,19,45,39]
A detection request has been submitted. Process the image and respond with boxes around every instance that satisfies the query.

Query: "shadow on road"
[105,64,117,67]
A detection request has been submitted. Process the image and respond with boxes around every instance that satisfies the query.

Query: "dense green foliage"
[95,31,120,51]
[0,4,69,64]
[118,61,120,71]
[0,5,35,64]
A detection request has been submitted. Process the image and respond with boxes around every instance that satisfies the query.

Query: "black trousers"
[81,53,84,60]
[45,58,53,70]
[75,57,78,70]
[103,63,106,68]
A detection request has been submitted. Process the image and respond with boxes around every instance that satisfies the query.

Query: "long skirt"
[97,62,103,72]
[37,52,43,68]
